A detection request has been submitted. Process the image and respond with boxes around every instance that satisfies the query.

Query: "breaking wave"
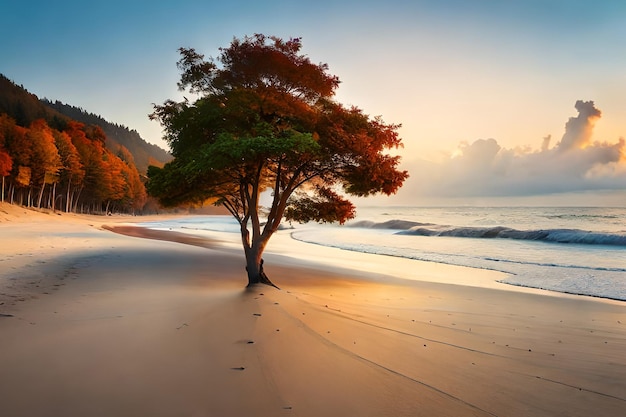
[349,220,626,246]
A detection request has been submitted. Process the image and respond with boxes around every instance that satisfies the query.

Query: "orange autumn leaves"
[0,114,146,212]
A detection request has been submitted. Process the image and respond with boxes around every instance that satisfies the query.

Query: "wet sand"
[1,202,624,416]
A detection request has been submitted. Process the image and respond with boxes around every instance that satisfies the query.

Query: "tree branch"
[250,162,264,243]
[262,158,284,237]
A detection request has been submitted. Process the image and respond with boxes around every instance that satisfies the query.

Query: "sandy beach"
[1,202,624,417]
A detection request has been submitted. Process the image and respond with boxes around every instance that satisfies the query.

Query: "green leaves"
[146,162,208,208]
[195,130,320,169]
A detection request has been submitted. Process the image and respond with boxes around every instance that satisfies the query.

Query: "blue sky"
[2,1,626,205]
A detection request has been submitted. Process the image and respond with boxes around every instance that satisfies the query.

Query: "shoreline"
[115,221,626,306]
[1,203,625,416]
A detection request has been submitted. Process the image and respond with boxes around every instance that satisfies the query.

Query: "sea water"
[140,206,626,302]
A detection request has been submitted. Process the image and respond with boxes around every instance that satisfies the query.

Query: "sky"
[2,0,626,206]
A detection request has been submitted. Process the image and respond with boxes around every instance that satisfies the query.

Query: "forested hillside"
[0,75,67,129]
[0,74,171,214]
[43,100,171,174]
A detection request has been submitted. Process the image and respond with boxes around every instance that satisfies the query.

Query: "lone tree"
[148,34,408,287]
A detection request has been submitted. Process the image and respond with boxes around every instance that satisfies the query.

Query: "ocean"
[140,206,626,302]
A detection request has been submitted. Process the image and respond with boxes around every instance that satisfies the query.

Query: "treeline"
[0,74,177,215]
[0,114,147,214]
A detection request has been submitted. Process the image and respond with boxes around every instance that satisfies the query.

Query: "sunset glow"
[2,0,626,205]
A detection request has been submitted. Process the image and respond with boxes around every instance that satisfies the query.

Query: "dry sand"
[0,202,625,417]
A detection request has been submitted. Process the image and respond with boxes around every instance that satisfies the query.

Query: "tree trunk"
[51,182,57,212]
[243,242,278,288]
[37,174,46,209]
[72,186,83,213]
[66,179,71,213]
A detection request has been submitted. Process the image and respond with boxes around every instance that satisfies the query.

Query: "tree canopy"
[0,114,147,212]
[148,34,408,287]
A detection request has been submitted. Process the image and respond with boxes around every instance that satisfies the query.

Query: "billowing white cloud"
[557,100,602,151]
[398,100,626,200]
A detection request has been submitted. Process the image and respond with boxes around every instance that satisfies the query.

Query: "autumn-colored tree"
[1,114,30,204]
[148,35,408,287]
[101,153,130,213]
[0,115,13,202]
[81,124,131,212]
[0,115,6,149]
[28,119,61,208]
[65,121,109,212]
[62,121,147,213]
[0,148,12,174]
[114,145,147,213]
[121,160,147,213]
[0,114,28,167]
[0,150,12,202]
[54,130,84,211]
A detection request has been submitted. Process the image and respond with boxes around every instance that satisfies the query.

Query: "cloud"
[557,100,602,151]
[399,100,626,200]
